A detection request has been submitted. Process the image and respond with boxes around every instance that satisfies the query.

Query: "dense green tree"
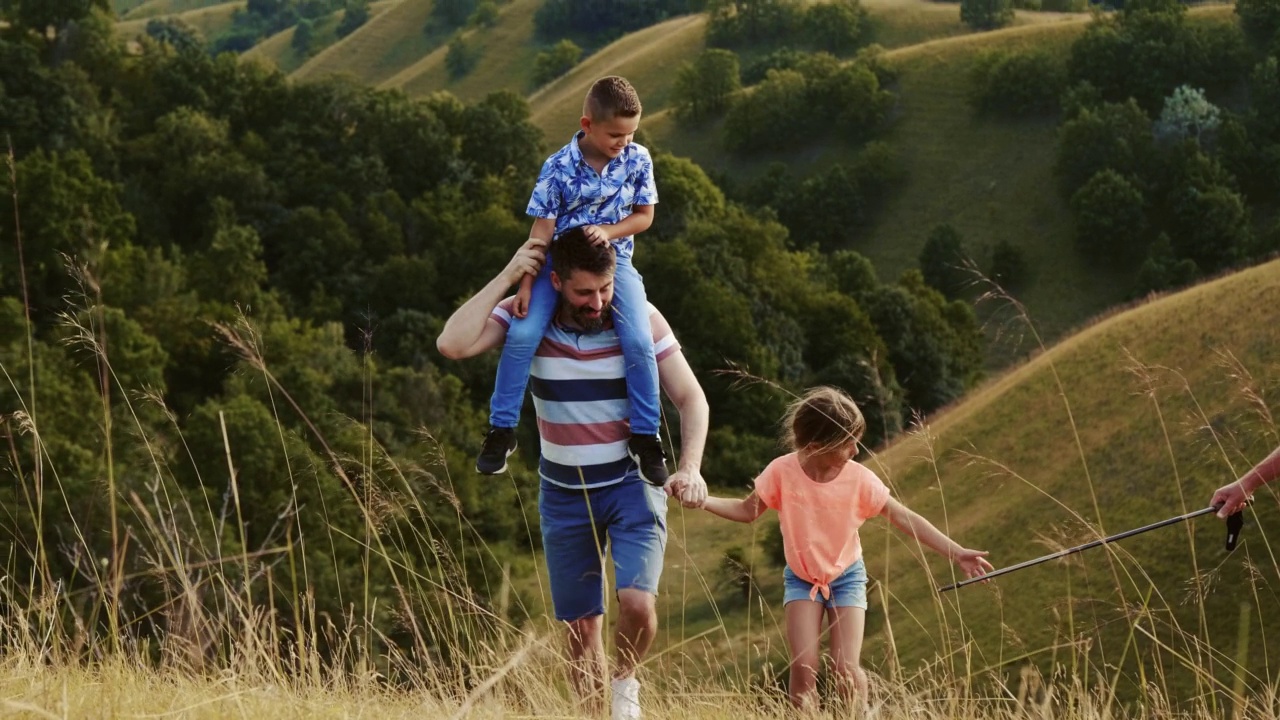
[969,49,1065,116]
[1237,0,1280,48]
[866,271,982,414]
[723,68,808,153]
[292,18,316,53]
[706,0,803,47]
[672,49,741,122]
[988,240,1029,291]
[337,0,370,38]
[0,0,108,39]
[145,17,205,54]
[532,39,583,86]
[445,36,478,79]
[0,149,135,319]
[649,153,727,239]
[803,0,867,55]
[1070,169,1148,264]
[960,0,1013,31]
[1055,99,1153,195]
[919,224,971,299]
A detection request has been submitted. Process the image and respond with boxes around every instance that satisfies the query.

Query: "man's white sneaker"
[611,676,641,720]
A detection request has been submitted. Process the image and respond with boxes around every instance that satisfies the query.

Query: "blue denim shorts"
[539,474,668,621]
[783,559,868,609]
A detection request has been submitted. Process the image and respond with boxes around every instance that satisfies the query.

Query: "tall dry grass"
[3,144,1280,719]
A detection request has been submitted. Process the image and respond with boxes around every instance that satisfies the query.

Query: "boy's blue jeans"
[489,250,661,435]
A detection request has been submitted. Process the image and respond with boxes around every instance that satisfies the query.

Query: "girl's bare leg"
[785,600,826,712]
[828,606,869,711]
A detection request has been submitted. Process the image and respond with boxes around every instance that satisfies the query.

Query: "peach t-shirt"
[754,453,891,601]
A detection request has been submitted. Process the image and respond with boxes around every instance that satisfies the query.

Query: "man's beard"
[566,302,610,332]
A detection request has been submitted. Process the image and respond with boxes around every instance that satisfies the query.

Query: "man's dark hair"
[552,226,616,279]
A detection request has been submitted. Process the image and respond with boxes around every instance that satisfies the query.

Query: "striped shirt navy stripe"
[491,299,680,489]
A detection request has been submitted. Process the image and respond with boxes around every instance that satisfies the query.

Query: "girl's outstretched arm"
[881,497,994,579]
[702,491,767,524]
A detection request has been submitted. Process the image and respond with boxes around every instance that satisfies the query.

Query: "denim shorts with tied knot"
[783,559,868,609]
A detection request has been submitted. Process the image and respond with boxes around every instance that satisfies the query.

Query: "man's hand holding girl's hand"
[665,469,708,509]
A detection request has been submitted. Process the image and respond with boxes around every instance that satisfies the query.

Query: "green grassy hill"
[380,0,544,101]
[290,0,444,86]
[115,0,242,41]
[507,258,1280,699]
[640,6,1235,357]
[242,0,397,75]
[120,0,229,20]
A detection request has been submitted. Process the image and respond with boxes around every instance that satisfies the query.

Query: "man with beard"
[436,226,709,720]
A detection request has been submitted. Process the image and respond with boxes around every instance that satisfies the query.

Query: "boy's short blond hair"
[783,386,867,454]
[583,76,642,121]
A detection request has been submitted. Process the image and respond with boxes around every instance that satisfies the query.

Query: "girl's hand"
[953,548,994,580]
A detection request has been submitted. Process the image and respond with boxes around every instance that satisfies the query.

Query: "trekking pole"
[938,504,1244,593]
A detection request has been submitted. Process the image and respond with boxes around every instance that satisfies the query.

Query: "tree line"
[0,1,986,663]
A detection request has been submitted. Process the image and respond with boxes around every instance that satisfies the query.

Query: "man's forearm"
[436,272,512,359]
[1243,446,1280,493]
[673,394,708,473]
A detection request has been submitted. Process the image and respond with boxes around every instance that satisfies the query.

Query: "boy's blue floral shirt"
[526,131,658,258]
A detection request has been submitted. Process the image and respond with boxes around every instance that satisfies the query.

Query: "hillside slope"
[290,0,441,86]
[614,257,1280,699]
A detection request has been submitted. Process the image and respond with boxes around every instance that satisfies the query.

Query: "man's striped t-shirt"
[491,298,681,489]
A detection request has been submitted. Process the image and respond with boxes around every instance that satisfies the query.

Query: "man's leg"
[613,588,657,680]
[539,484,609,712]
[566,614,607,715]
[604,477,668,719]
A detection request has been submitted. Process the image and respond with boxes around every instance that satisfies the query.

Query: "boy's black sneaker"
[476,427,517,475]
[628,434,669,486]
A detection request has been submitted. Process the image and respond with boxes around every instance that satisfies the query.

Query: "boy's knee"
[504,321,544,352]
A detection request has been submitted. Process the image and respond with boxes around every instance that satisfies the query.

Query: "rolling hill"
[505,257,1280,701]
[241,0,398,75]
[289,0,444,87]
[115,0,243,41]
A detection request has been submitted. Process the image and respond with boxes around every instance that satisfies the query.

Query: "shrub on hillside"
[673,49,741,123]
[919,224,971,299]
[468,0,500,27]
[292,18,315,53]
[534,0,702,40]
[741,47,805,85]
[1135,234,1199,293]
[961,0,1014,30]
[145,17,204,53]
[1236,0,1280,48]
[532,39,582,86]
[724,54,892,153]
[968,49,1066,116]
[803,0,868,55]
[988,240,1029,291]
[336,0,369,39]
[445,36,479,79]
[1055,99,1153,195]
[1070,168,1148,264]
[1068,6,1249,112]
[1154,85,1220,144]
[707,0,803,47]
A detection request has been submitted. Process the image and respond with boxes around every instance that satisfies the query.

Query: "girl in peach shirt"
[699,386,993,711]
